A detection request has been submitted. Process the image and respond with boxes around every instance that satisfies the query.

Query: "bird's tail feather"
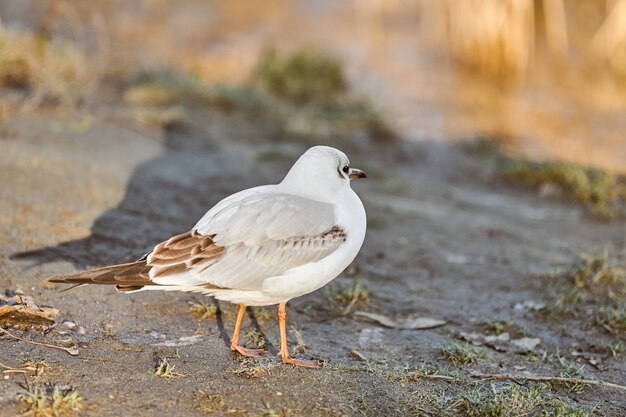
[48,261,152,292]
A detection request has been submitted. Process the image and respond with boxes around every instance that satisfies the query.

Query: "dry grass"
[447,383,594,417]
[194,391,242,415]
[1,19,395,141]
[553,254,626,305]
[406,365,595,416]
[188,300,220,321]
[409,364,463,382]
[243,329,266,349]
[324,279,370,314]
[0,26,98,105]
[590,0,626,77]
[120,50,396,141]
[123,71,267,112]
[123,75,204,107]
[326,280,370,305]
[19,382,82,417]
[252,307,273,322]
[484,320,526,338]
[232,361,272,379]
[541,254,626,337]
[553,353,587,394]
[428,0,626,80]
[595,306,626,335]
[439,0,535,78]
[154,357,184,379]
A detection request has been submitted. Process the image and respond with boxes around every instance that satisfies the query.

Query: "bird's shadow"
[213,301,277,354]
[10,125,243,270]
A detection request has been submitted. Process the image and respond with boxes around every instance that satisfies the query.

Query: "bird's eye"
[342,166,349,174]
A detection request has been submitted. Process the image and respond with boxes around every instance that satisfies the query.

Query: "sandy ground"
[1,109,625,416]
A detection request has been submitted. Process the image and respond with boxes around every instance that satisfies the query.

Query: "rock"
[358,327,384,350]
[355,311,447,330]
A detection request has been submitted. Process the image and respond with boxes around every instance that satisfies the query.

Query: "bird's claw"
[279,353,321,369]
[231,344,266,358]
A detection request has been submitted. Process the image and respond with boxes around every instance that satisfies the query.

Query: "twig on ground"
[342,296,359,316]
[0,361,37,375]
[348,349,368,361]
[0,328,79,355]
[470,371,626,391]
[411,369,626,390]
[410,371,457,381]
[290,325,307,354]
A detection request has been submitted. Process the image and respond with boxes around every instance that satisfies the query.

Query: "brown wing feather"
[147,231,225,276]
[48,231,226,291]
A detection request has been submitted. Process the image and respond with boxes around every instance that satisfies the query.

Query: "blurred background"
[1,0,626,170]
[2,2,626,416]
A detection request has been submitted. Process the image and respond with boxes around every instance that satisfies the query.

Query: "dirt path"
[1,109,625,416]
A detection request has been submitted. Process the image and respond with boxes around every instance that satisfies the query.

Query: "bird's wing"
[148,192,346,290]
[194,192,336,245]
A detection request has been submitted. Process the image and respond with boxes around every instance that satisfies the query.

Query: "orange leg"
[230,304,265,358]
[277,302,320,369]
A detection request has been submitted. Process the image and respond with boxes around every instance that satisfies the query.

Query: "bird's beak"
[349,168,367,180]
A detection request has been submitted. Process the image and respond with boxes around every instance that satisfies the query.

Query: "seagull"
[49,146,367,368]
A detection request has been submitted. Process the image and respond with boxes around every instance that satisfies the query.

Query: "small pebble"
[345,265,360,277]
[62,321,78,330]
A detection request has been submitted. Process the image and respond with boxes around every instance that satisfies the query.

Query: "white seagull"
[50,146,367,368]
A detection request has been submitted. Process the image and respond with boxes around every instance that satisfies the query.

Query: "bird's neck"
[279,176,346,203]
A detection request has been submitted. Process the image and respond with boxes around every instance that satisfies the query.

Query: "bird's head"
[280,146,366,198]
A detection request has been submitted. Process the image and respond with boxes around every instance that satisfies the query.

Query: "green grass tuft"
[121,49,395,141]
[19,382,82,417]
[464,138,626,220]
[324,279,370,314]
[439,343,487,366]
[326,280,370,305]
[553,353,587,394]
[595,306,626,335]
[155,357,184,379]
[484,320,526,338]
[244,329,266,349]
[252,307,273,322]
[452,384,594,417]
[500,154,626,220]
[541,254,626,336]
[252,48,346,105]
[251,48,396,142]
[188,300,220,321]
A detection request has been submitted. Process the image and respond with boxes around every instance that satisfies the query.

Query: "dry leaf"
[348,349,367,361]
[572,350,605,370]
[510,337,541,352]
[459,331,508,351]
[513,300,545,313]
[355,311,447,330]
[66,346,80,356]
[0,291,60,330]
[459,331,541,353]
[0,305,58,328]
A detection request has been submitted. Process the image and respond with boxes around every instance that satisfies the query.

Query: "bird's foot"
[280,355,321,369]
[231,344,266,359]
